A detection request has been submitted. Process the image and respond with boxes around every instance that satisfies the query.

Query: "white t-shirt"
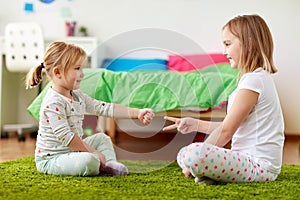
[228,68,284,174]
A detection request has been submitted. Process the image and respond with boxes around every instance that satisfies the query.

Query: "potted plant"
[78,26,88,36]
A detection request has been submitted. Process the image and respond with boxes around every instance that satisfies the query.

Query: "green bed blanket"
[27,63,237,120]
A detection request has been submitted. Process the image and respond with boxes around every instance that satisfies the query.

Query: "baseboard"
[284,134,300,141]
[284,132,300,136]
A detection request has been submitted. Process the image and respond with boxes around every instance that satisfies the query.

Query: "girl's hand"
[138,108,155,125]
[92,151,106,170]
[163,116,199,134]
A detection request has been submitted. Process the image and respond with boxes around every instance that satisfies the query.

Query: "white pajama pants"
[35,133,116,176]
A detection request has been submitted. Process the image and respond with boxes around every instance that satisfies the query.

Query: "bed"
[27,60,237,142]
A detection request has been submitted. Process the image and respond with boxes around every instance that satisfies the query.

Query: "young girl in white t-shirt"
[163,14,284,184]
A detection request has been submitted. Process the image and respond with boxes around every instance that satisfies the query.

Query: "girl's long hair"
[223,14,277,79]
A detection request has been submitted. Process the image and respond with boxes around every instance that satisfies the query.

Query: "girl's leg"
[178,142,278,182]
[177,146,215,184]
[35,152,100,176]
[83,133,116,162]
[84,133,128,175]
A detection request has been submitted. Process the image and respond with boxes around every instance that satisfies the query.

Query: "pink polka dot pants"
[177,143,278,182]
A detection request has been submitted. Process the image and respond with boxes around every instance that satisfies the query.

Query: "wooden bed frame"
[106,107,227,143]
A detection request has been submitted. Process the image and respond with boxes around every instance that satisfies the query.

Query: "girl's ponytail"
[25,63,44,89]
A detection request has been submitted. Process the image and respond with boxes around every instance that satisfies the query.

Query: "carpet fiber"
[0,156,299,200]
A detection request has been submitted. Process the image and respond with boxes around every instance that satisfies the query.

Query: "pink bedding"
[167,53,229,72]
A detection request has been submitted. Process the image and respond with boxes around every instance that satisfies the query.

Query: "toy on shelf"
[65,21,76,36]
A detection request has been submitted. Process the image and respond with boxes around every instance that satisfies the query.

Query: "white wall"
[0,0,299,134]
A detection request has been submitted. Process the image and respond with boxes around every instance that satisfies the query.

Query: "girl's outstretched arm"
[163,116,221,135]
[113,104,154,125]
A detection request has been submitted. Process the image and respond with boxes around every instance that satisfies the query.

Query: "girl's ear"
[53,67,62,78]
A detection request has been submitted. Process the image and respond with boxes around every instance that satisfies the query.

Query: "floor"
[1,131,299,165]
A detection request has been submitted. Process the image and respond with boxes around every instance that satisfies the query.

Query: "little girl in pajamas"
[163,14,284,184]
[26,41,154,176]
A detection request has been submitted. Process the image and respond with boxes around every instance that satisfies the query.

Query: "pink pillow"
[167,53,229,72]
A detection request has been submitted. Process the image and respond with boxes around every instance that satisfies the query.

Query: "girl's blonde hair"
[26,41,87,89]
[223,14,277,78]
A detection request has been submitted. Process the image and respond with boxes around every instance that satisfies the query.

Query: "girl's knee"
[177,146,187,168]
[177,143,209,167]
[95,132,110,139]
[94,133,113,144]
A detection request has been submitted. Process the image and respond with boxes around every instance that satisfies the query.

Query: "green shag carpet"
[0,156,299,200]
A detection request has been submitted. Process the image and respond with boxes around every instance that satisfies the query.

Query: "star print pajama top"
[35,88,116,176]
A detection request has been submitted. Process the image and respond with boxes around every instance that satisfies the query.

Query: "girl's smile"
[222,27,241,69]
